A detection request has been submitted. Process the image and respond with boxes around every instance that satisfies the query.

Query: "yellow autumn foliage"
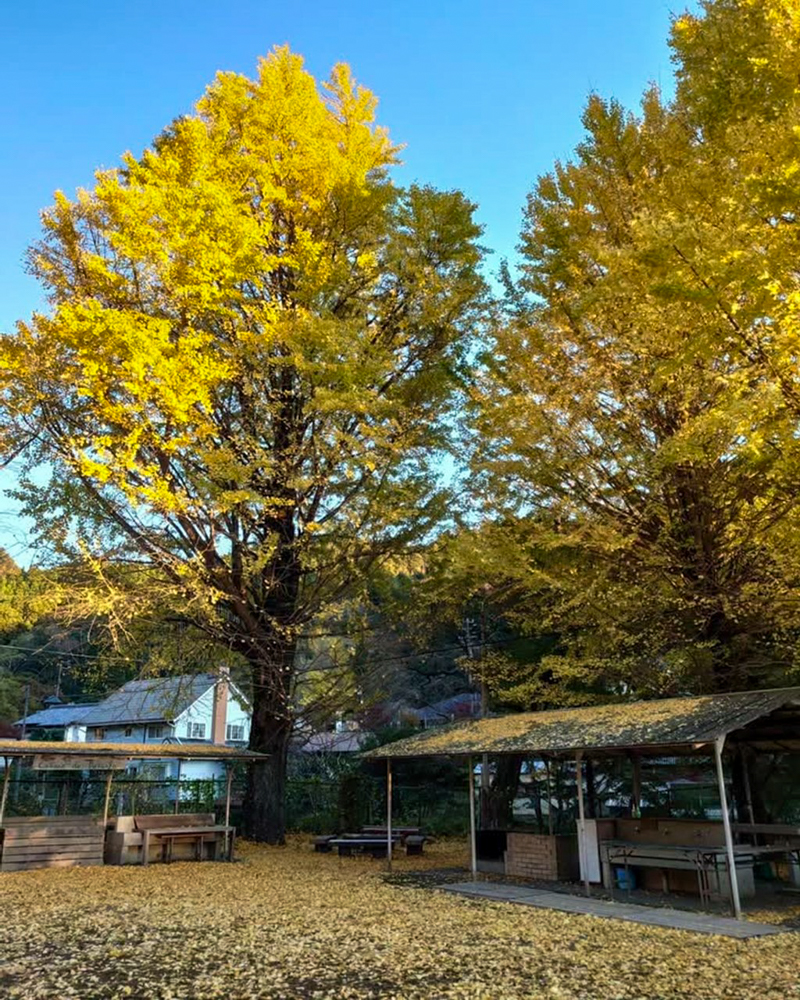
[1,839,799,999]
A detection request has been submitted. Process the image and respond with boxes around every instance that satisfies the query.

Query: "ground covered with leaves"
[2,839,799,999]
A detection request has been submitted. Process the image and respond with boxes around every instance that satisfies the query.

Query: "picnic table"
[600,840,765,906]
[318,829,428,858]
[134,813,236,865]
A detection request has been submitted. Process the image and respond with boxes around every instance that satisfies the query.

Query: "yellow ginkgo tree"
[471,0,800,701]
[0,48,487,842]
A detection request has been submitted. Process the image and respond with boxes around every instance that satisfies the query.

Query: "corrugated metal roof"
[363,687,800,759]
[15,704,91,728]
[79,674,216,726]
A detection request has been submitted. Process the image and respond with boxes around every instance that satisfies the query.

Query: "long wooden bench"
[105,813,235,865]
[1,816,104,872]
[136,813,234,865]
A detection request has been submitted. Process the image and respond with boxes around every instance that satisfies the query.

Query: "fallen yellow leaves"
[0,839,798,999]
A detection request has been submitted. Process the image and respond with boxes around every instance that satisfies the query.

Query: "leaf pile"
[1,839,799,999]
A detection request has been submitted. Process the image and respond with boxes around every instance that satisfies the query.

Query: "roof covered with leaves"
[0,740,266,761]
[363,687,800,759]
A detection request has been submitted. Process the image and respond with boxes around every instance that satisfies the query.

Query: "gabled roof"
[363,687,800,760]
[79,674,217,726]
[15,704,91,728]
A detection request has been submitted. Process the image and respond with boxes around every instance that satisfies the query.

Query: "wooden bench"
[600,840,757,905]
[134,813,235,865]
[1,816,104,872]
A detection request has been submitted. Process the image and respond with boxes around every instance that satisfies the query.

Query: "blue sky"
[0,0,686,560]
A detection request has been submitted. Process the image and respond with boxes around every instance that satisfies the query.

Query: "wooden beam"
[102,770,114,829]
[0,757,10,826]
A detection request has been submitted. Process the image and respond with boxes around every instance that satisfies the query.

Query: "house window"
[187,722,206,739]
[94,728,106,741]
[226,724,245,741]
[147,725,164,739]
[124,727,133,737]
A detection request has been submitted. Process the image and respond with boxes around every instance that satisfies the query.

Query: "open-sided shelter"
[364,687,800,919]
[0,740,267,872]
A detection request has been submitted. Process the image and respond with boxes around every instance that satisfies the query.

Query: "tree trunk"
[585,758,597,819]
[480,754,524,829]
[243,718,292,844]
[242,632,298,844]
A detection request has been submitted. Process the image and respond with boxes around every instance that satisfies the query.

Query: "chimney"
[211,668,230,745]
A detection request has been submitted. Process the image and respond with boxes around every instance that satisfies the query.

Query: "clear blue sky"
[0,0,686,560]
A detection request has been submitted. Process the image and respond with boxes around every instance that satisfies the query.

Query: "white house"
[17,671,251,783]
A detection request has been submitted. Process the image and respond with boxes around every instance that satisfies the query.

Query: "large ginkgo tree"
[0,48,487,841]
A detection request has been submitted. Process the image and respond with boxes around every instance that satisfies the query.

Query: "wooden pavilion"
[0,740,267,871]
[364,686,800,919]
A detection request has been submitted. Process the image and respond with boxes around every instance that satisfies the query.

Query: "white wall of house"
[176,683,250,744]
[86,722,176,743]
[65,724,87,741]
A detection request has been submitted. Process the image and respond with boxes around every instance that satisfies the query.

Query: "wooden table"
[141,824,236,865]
[329,836,402,858]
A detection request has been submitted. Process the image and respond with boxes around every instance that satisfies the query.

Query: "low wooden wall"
[1,816,104,872]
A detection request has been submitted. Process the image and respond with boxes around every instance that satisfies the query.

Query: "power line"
[0,630,522,671]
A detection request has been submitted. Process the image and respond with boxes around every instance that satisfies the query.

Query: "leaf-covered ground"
[2,839,799,999]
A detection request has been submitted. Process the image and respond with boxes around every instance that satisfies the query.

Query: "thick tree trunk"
[243,716,292,844]
[480,754,524,829]
[242,631,298,844]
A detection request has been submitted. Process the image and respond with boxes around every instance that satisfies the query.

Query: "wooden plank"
[135,812,213,830]
[4,843,104,858]
[3,850,103,864]
[3,826,102,839]
[1,858,103,872]
[3,815,102,826]
[3,829,104,842]
[32,754,128,771]
[3,835,105,848]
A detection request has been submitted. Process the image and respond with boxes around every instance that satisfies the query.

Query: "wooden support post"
[545,758,553,836]
[0,757,10,826]
[174,758,182,815]
[102,769,114,828]
[576,752,590,897]
[715,736,742,920]
[386,758,393,872]
[224,765,234,861]
[468,756,478,880]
